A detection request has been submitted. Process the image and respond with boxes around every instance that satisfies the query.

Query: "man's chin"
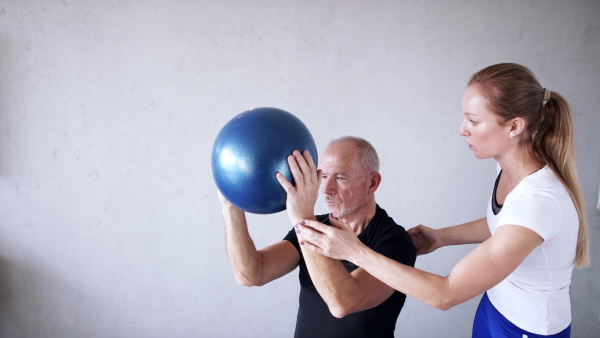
[325,207,340,218]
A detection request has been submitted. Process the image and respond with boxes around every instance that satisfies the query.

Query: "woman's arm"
[298,217,542,310]
[408,218,491,255]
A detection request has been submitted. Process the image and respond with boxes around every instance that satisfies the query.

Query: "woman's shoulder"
[507,166,571,207]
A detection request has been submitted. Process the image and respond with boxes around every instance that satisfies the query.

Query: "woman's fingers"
[328,214,352,231]
[299,239,322,254]
[298,219,330,234]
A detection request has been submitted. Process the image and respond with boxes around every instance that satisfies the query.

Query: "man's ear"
[368,172,382,193]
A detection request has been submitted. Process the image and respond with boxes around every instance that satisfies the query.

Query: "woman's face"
[459,85,511,159]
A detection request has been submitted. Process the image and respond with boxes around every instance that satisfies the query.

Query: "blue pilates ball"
[211,107,318,214]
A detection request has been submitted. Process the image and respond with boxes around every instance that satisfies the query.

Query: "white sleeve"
[497,191,561,241]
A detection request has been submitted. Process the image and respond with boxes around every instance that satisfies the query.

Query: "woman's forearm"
[352,244,457,310]
[437,217,491,247]
[352,222,536,311]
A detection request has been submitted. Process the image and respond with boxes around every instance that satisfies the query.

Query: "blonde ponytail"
[469,63,590,267]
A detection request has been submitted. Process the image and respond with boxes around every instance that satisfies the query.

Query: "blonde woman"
[294,63,589,337]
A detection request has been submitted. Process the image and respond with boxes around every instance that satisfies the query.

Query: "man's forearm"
[299,243,367,318]
[223,207,263,285]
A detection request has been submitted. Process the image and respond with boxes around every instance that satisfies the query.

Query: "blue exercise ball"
[211,107,318,214]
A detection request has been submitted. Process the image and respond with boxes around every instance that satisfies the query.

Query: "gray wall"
[1,0,598,337]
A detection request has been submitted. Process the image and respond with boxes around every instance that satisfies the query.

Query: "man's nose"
[321,177,336,194]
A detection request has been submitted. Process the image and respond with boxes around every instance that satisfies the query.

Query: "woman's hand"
[277,150,321,224]
[407,224,441,256]
[296,214,365,263]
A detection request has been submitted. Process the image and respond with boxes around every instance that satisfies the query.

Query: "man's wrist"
[222,204,244,218]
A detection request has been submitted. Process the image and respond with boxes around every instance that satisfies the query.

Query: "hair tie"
[543,88,551,102]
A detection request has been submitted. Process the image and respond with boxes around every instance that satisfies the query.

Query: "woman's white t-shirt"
[486,165,578,335]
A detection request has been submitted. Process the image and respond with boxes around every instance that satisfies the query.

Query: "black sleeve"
[373,229,417,268]
[283,213,329,254]
[283,227,300,253]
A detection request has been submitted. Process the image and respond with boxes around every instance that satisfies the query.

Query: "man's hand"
[218,190,244,215]
[276,150,320,224]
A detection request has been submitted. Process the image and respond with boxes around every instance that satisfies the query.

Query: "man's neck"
[339,202,377,236]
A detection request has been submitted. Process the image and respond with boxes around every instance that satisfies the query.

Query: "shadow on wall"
[0,34,19,180]
[0,254,98,337]
[0,257,25,337]
[0,38,5,177]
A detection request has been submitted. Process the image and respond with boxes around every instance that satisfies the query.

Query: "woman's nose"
[459,120,469,136]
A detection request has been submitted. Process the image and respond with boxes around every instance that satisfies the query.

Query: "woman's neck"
[495,145,544,188]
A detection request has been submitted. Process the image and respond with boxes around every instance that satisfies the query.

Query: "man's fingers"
[286,153,305,186]
[302,150,320,184]
[276,172,293,192]
[285,150,320,187]
[292,150,312,179]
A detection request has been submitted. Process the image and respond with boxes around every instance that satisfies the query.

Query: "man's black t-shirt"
[283,205,417,338]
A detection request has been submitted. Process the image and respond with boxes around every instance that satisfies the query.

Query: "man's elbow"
[235,277,254,287]
[233,273,266,287]
[328,306,349,319]
[328,302,361,319]
[326,292,390,318]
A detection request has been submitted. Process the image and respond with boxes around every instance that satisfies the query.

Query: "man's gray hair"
[328,136,380,175]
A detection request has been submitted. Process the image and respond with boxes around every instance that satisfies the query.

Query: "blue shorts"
[472,292,571,338]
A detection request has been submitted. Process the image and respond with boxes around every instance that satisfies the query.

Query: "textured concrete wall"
[0,0,598,337]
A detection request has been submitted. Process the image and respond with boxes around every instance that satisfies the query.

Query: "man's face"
[319,143,370,219]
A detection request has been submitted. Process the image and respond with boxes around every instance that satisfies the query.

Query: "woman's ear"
[509,117,527,138]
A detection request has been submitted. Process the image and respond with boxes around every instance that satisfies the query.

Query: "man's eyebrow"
[320,171,348,175]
